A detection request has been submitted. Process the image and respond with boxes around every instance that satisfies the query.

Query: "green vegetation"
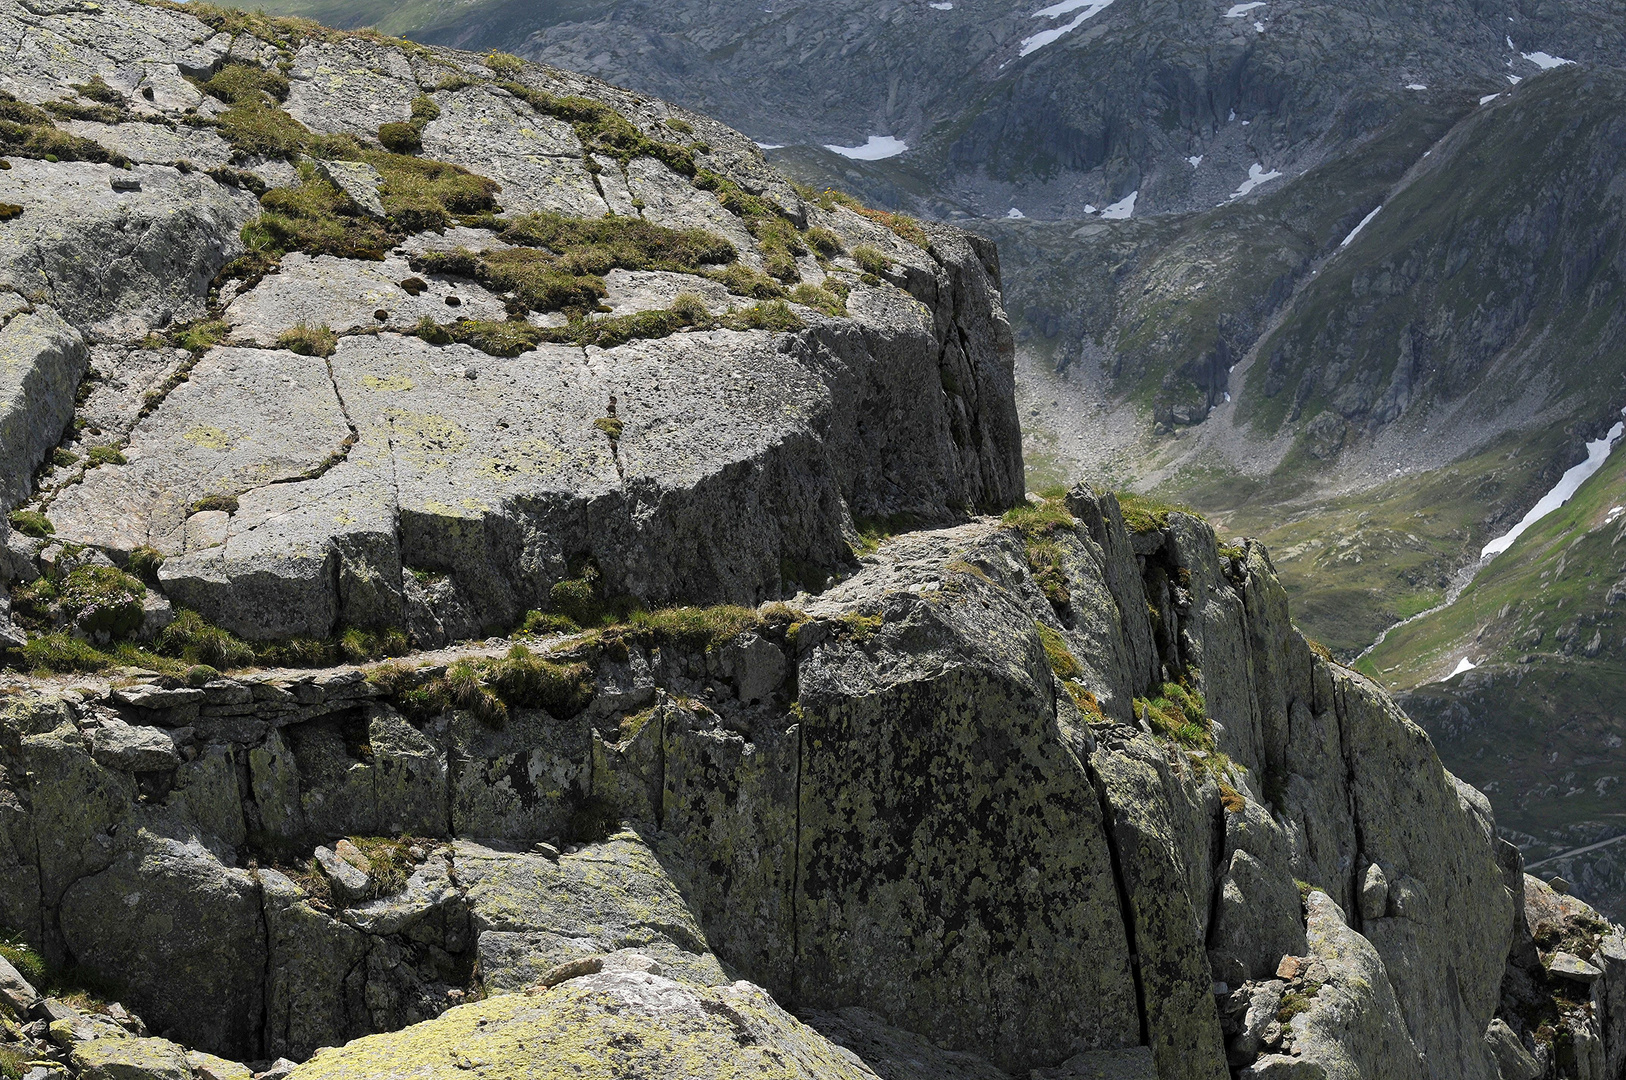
[501,210,737,271]
[1036,622,1082,681]
[789,282,847,317]
[1137,679,1212,751]
[84,444,127,467]
[497,81,695,176]
[218,99,312,160]
[1278,983,1323,1023]
[57,566,146,639]
[199,62,291,107]
[275,322,338,357]
[1117,491,1189,534]
[380,645,594,727]
[51,448,79,469]
[1001,494,1075,610]
[171,318,230,354]
[0,91,124,163]
[7,509,52,538]
[154,608,257,669]
[852,245,889,275]
[377,93,441,154]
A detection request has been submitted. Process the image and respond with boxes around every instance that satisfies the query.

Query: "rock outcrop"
[2,485,1613,1078]
[0,0,1021,645]
[0,4,1621,1080]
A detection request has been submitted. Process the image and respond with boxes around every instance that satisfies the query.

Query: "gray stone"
[313,159,385,219]
[284,39,418,136]
[0,158,256,340]
[0,951,38,1014]
[52,344,351,557]
[185,1051,254,1080]
[314,845,373,904]
[456,836,727,993]
[800,1006,1009,1080]
[419,86,607,218]
[111,685,204,711]
[0,305,87,512]
[1483,1019,1540,1080]
[71,1037,192,1080]
[89,721,180,772]
[224,253,505,346]
[1029,1048,1158,1079]
[1548,951,1603,984]
[59,122,233,170]
[601,269,736,316]
[58,830,266,1057]
[1362,862,1390,921]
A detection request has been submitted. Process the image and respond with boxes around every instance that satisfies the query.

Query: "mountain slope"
[220,0,1626,219]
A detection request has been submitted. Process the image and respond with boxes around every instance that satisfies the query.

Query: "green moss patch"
[7,509,53,538]
[0,92,121,164]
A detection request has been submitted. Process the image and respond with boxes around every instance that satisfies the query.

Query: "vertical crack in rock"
[1085,757,1152,1048]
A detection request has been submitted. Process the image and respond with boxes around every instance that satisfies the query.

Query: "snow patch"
[1448,657,1478,679]
[1406,83,1428,90]
[1606,506,1625,525]
[1254,21,1265,31]
[1225,2,1266,15]
[1082,203,1099,214]
[1229,163,1282,199]
[1482,421,1626,558]
[1480,93,1501,105]
[1187,155,1203,168]
[1100,191,1137,219]
[1341,205,1382,247]
[1507,74,1522,84]
[1006,207,1026,219]
[929,1,953,8]
[823,135,908,160]
[1506,35,1516,49]
[1020,0,1118,57]
[754,141,784,150]
[1522,50,1574,69]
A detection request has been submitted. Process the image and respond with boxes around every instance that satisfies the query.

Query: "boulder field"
[0,3,1619,1079]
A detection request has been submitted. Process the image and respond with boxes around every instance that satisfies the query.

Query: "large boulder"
[58,829,267,1057]
[286,970,883,1080]
[0,304,86,511]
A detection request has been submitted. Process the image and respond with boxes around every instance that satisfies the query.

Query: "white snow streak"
[755,141,784,150]
[1225,2,1266,15]
[1507,74,1522,84]
[1187,155,1203,167]
[1100,191,1137,219]
[929,1,953,8]
[1229,163,1282,199]
[1522,50,1574,69]
[1006,207,1026,219]
[1406,83,1427,90]
[1479,93,1501,105]
[1020,0,1117,56]
[1448,657,1478,679]
[1341,205,1382,247]
[1482,421,1626,558]
[823,136,908,160]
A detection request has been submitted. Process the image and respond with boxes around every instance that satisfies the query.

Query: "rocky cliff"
[0,3,1621,1080]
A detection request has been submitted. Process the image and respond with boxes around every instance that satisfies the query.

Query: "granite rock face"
[0,488,1599,1078]
[0,5,1618,1080]
[0,0,1020,642]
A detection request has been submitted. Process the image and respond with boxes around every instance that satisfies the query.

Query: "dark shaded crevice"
[1085,756,1152,1048]
[790,698,805,1007]
[253,870,273,1059]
